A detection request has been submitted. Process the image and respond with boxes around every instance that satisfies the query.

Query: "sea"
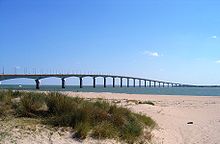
[1,84,220,96]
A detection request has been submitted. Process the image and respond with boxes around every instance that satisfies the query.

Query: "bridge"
[0,74,189,89]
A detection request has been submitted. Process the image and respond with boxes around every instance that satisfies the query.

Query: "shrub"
[0,90,12,105]
[133,113,156,129]
[74,122,91,139]
[109,105,130,127]
[0,90,17,117]
[17,92,47,117]
[0,90,156,143]
[0,103,11,117]
[121,117,143,144]
[91,121,119,139]
[46,92,78,115]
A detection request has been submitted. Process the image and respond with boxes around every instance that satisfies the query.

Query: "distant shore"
[63,92,220,144]
[2,85,220,96]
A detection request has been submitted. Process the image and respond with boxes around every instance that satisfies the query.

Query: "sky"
[1,0,220,85]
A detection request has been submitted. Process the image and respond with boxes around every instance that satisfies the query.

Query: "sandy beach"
[1,91,220,144]
[63,92,220,144]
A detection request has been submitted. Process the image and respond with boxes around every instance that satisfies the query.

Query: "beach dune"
[64,92,220,144]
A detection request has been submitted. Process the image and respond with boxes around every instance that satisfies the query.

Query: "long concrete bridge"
[0,74,189,89]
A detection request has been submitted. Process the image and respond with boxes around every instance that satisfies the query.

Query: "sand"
[63,92,220,144]
[1,92,220,144]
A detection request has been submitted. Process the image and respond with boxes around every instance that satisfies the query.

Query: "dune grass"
[0,90,18,117]
[0,90,156,143]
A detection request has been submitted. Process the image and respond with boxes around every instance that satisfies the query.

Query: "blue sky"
[1,0,220,85]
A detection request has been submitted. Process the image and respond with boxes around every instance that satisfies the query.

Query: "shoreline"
[2,85,220,96]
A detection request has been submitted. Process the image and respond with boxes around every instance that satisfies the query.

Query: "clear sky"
[1,0,220,85]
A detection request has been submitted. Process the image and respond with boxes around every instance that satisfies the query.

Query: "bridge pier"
[79,77,83,88]
[163,82,165,87]
[139,79,141,87]
[120,78,123,87]
[149,81,151,87]
[153,81,156,87]
[133,79,135,87]
[93,77,96,88]
[104,77,106,88]
[61,78,65,89]
[35,79,40,89]
[167,83,169,87]
[127,78,129,87]
[113,77,115,87]
[159,82,161,87]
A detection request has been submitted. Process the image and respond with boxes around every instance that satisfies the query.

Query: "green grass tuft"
[0,90,156,143]
[133,113,156,129]
[17,92,47,117]
[91,121,119,139]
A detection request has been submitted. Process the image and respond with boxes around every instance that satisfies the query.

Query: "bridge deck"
[0,74,186,89]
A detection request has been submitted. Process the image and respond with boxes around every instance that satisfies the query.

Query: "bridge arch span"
[38,77,62,86]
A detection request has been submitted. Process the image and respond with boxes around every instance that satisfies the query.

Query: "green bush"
[17,92,47,117]
[133,113,156,129]
[121,115,143,143]
[74,122,91,139]
[91,121,119,139]
[0,104,11,117]
[0,90,12,105]
[46,92,79,115]
[0,90,19,117]
[0,90,156,143]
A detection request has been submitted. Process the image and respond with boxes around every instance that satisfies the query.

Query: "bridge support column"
[79,77,83,88]
[133,79,135,87]
[149,81,151,87]
[172,84,174,87]
[104,77,106,88]
[163,83,165,87]
[154,81,156,87]
[167,83,169,87]
[120,78,123,87]
[61,78,65,89]
[113,77,115,87]
[139,80,141,87]
[35,79,40,90]
[93,77,96,88]
[159,82,161,87]
[144,80,147,87]
[127,78,129,87]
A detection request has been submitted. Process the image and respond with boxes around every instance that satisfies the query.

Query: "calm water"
[1,84,220,96]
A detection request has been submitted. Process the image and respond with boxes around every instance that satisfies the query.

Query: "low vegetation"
[140,101,155,106]
[0,90,156,143]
